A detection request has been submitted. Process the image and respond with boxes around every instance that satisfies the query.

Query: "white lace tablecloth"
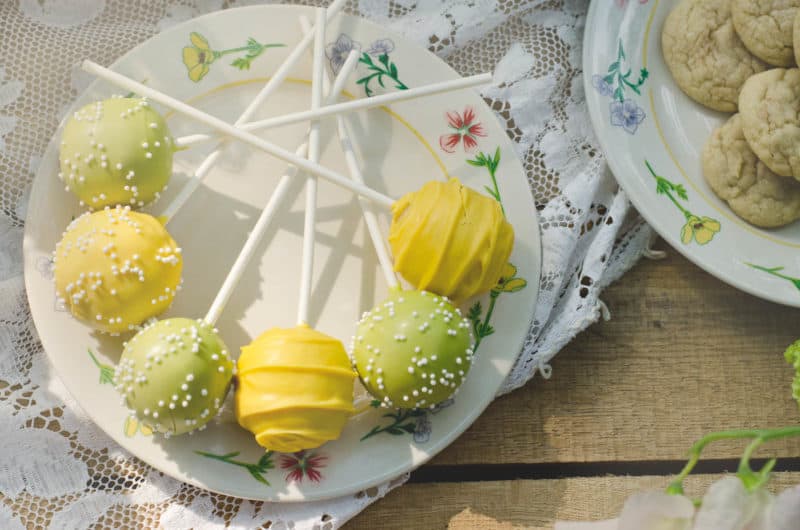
[0,0,655,527]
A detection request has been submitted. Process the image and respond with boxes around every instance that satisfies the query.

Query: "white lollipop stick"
[82,60,395,208]
[297,16,399,290]
[174,72,493,148]
[158,0,346,222]
[202,48,360,326]
[297,8,327,327]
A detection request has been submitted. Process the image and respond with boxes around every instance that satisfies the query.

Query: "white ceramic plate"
[585,0,800,307]
[23,5,540,501]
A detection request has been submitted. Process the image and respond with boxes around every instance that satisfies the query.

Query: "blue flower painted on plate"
[326,33,361,74]
[610,99,646,134]
[592,74,614,98]
[595,40,649,134]
[366,38,395,56]
[413,414,431,443]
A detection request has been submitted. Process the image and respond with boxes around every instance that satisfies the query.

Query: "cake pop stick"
[204,50,359,326]
[159,0,347,221]
[83,59,395,208]
[297,8,327,326]
[173,72,493,148]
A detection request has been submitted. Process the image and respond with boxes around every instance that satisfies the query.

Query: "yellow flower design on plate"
[680,215,720,245]
[493,262,527,293]
[124,415,153,437]
[183,32,216,82]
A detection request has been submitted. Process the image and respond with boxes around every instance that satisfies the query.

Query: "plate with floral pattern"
[23,5,540,501]
[584,0,800,307]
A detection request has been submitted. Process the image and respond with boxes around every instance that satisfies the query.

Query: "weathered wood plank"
[348,473,800,529]
[430,249,800,465]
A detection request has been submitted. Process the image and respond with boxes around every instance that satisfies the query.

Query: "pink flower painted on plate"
[279,451,327,483]
[439,107,486,153]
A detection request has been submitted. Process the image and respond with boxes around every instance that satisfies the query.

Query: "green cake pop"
[58,96,174,209]
[351,289,475,409]
[115,317,234,436]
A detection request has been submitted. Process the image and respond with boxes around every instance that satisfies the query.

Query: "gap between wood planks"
[408,458,800,483]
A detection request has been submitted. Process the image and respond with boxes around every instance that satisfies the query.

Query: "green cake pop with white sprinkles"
[351,289,475,409]
[59,96,174,209]
[115,317,234,436]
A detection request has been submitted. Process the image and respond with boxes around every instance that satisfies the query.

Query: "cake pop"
[58,97,174,209]
[389,178,514,303]
[115,317,233,435]
[54,205,182,334]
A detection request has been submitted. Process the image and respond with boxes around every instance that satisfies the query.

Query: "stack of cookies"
[662,0,800,228]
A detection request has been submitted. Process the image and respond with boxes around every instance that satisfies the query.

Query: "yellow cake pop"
[389,178,515,303]
[54,205,182,333]
[236,325,355,453]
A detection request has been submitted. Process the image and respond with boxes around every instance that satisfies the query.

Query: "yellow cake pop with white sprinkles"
[58,96,174,209]
[54,205,182,333]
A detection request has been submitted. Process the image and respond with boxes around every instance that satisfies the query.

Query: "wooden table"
[348,243,800,528]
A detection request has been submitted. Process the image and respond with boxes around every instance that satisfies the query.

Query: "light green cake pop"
[351,289,475,409]
[115,317,234,436]
[58,96,174,209]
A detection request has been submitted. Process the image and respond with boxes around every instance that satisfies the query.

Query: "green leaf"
[618,40,625,60]
[359,52,373,66]
[674,184,688,201]
[370,399,381,408]
[607,61,619,73]
[355,77,370,84]
[784,340,800,407]
[466,159,483,167]
[613,86,624,102]
[467,301,482,321]
[387,427,405,435]
[493,146,501,167]
[640,68,649,82]
[479,324,495,337]
[231,58,251,70]
[247,466,270,486]
[377,74,385,88]
[360,426,382,441]
[603,73,615,86]
[257,452,273,470]
[390,62,398,78]
[400,423,416,434]
[378,53,390,67]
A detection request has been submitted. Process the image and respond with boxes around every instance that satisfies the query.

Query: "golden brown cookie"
[732,0,800,67]
[703,114,800,227]
[662,0,768,111]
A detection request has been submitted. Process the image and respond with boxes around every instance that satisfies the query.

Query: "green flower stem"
[195,450,274,486]
[745,263,798,282]
[667,426,800,494]
[88,349,115,385]
[473,291,499,352]
[645,160,691,219]
[486,162,505,217]
[215,43,285,57]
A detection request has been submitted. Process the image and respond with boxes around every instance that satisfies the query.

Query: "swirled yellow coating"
[388,178,514,303]
[53,206,182,333]
[235,325,355,453]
